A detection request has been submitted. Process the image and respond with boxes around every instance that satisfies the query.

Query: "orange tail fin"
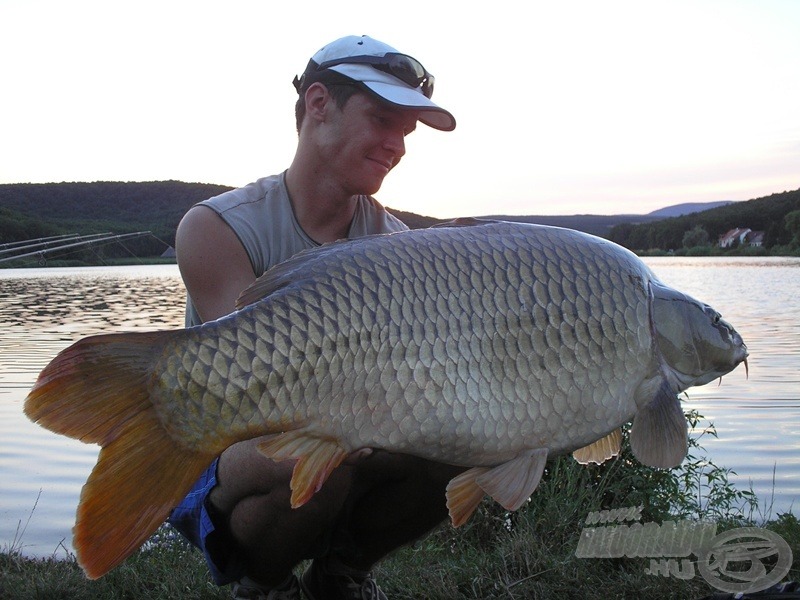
[24,332,216,579]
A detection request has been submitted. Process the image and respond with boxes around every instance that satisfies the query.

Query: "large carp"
[25,219,747,578]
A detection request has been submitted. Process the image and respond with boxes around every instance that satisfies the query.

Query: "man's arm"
[175,205,256,323]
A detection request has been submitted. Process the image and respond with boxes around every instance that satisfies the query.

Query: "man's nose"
[384,129,406,160]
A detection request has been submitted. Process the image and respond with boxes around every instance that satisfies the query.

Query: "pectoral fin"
[573,428,622,465]
[630,382,688,468]
[257,432,349,508]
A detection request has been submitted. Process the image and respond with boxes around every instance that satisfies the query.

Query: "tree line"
[608,188,800,254]
[0,181,234,260]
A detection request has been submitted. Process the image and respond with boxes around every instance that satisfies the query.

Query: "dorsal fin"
[235,239,352,310]
[430,217,499,229]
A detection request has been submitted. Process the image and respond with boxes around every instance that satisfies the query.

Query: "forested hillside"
[608,188,800,253]
[0,181,234,258]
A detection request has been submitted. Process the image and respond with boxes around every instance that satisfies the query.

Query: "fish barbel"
[24,219,748,578]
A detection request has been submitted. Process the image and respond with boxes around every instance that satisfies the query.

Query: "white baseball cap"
[295,35,456,132]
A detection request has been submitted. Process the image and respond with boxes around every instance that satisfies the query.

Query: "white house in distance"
[718,228,765,248]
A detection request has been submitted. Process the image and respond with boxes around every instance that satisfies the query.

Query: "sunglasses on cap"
[315,53,435,99]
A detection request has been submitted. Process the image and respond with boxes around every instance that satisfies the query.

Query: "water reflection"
[646,257,800,517]
[0,266,186,557]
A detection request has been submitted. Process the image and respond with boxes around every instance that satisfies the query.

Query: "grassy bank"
[3,510,797,600]
[3,412,798,599]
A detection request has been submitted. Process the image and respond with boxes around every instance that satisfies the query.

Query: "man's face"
[321,91,419,196]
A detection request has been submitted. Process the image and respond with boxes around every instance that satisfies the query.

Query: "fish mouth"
[731,342,749,379]
[674,341,749,389]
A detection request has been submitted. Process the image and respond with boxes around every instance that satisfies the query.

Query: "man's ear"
[304,82,332,123]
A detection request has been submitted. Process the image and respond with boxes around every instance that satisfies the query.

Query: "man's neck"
[285,164,358,244]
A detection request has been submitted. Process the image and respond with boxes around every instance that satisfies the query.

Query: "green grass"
[3,412,798,599]
[1,530,226,599]
[4,510,796,600]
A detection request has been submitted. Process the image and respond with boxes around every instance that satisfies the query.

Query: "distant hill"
[609,188,800,252]
[646,201,735,218]
[395,202,743,238]
[476,214,663,238]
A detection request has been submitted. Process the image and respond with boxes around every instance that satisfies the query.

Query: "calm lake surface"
[1,259,798,558]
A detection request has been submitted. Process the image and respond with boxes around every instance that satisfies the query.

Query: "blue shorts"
[168,458,243,585]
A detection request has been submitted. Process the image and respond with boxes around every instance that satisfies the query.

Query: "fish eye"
[703,305,721,324]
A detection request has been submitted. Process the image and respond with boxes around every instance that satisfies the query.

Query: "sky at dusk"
[2,0,798,218]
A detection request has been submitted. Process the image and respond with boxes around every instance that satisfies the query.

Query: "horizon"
[2,1,799,218]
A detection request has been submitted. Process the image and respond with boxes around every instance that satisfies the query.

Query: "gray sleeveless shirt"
[184,171,408,326]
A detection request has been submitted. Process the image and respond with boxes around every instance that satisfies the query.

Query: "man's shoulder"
[201,174,286,214]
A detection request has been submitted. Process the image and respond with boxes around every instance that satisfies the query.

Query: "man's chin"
[358,178,385,197]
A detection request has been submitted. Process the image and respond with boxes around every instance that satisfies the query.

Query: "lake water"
[0,259,798,558]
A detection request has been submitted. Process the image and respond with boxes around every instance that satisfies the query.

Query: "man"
[171,35,461,600]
